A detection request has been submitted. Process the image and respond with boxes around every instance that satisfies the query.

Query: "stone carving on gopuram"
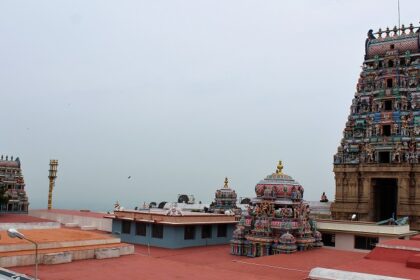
[331,23,420,230]
[230,161,322,257]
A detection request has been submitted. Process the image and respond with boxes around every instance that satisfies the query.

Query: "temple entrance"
[372,178,398,222]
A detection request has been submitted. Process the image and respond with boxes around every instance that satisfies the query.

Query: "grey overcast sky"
[1,0,419,211]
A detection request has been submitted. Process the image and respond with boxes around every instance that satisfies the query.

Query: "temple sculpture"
[332,24,420,230]
[0,155,29,213]
[230,161,321,257]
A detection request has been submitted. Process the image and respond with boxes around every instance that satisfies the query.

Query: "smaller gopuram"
[210,177,238,214]
[230,161,321,257]
[0,155,29,213]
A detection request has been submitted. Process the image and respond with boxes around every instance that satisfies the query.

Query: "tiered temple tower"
[230,161,321,257]
[331,24,420,230]
[211,177,238,214]
[0,155,29,213]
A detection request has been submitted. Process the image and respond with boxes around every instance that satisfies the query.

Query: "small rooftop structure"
[317,219,417,252]
[107,208,237,249]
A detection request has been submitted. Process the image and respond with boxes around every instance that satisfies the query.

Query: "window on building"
[201,225,212,239]
[121,220,131,234]
[322,233,335,247]
[378,151,390,163]
[384,100,392,111]
[135,222,146,236]
[387,79,393,88]
[382,125,391,136]
[217,224,227,237]
[354,236,378,250]
[152,224,163,239]
[390,44,395,50]
[184,225,195,240]
[388,60,394,68]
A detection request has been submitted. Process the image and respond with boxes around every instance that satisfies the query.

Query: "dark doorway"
[387,79,393,88]
[384,100,392,111]
[372,178,398,222]
[382,125,391,136]
[378,151,390,163]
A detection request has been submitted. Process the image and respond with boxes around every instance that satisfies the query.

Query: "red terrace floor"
[0,214,54,223]
[31,209,107,219]
[13,245,366,280]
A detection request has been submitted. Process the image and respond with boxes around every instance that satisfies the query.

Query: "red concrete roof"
[336,259,420,279]
[0,228,115,246]
[411,234,420,241]
[379,238,420,250]
[32,209,106,219]
[12,246,366,280]
[0,214,54,223]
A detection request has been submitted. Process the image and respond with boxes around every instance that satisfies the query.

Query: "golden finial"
[276,160,283,174]
[224,177,229,188]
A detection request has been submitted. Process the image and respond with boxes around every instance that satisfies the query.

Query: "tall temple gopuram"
[0,155,29,213]
[331,23,420,230]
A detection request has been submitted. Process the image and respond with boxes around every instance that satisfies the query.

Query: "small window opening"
[390,44,395,50]
[383,125,391,136]
[355,236,378,250]
[184,225,195,240]
[121,221,131,234]
[384,100,393,111]
[201,225,212,239]
[388,60,394,68]
[379,61,383,68]
[322,233,336,247]
[387,79,393,88]
[217,224,227,237]
[135,222,146,236]
[378,151,390,163]
[152,224,164,239]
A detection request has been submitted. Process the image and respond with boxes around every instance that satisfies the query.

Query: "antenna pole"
[398,0,401,34]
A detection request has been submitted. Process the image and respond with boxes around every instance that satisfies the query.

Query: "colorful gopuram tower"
[332,24,420,230]
[211,177,238,214]
[0,155,29,213]
[230,161,321,257]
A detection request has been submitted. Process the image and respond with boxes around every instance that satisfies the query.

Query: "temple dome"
[215,177,237,199]
[254,161,303,200]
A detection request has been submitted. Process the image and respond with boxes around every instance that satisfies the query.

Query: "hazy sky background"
[1,0,419,211]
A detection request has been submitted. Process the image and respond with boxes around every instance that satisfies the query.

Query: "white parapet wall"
[0,222,60,231]
[317,220,414,235]
[308,267,410,280]
[29,210,112,232]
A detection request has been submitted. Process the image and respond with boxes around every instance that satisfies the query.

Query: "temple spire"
[276,160,283,174]
[224,177,229,188]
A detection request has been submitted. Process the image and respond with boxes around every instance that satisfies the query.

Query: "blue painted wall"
[112,220,234,249]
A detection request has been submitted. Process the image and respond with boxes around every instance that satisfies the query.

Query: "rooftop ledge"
[106,209,237,225]
[317,219,417,236]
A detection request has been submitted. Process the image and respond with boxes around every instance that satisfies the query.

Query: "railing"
[372,23,420,39]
